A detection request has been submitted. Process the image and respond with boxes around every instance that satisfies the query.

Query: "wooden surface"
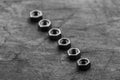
[0,0,120,80]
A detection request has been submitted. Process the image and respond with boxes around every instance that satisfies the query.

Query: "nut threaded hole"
[33,11,39,16]
[51,29,59,34]
[79,59,88,65]
[71,49,77,54]
[60,39,68,44]
[42,20,49,25]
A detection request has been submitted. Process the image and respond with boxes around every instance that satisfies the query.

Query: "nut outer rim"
[38,19,51,27]
[67,48,80,56]
[30,10,43,18]
[58,38,71,46]
[77,58,90,66]
[48,28,61,36]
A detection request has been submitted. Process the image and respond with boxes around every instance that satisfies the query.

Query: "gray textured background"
[0,0,120,80]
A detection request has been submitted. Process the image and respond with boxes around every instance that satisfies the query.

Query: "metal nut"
[58,38,71,50]
[67,48,81,61]
[48,28,62,41]
[38,19,52,32]
[30,10,43,23]
[77,58,91,71]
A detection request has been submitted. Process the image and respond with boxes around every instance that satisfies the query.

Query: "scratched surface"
[0,0,120,80]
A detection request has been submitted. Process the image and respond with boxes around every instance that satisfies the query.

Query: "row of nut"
[29,10,91,71]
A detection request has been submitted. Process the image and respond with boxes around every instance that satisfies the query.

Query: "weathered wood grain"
[0,0,120,80]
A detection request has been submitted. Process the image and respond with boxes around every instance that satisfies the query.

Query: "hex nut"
[38,19,52,32]
[58,38,71,50]
[48,28,62,41]
[77,58,91,71]
[67,48,81,61]
[29,10,43,23]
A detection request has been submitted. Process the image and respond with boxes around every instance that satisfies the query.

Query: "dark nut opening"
[80,59,88,64]
[41,20,49,25]
[71,49,78,54]
[33,11,39,16]
[51,29,59,34]
[60,39,69,44]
